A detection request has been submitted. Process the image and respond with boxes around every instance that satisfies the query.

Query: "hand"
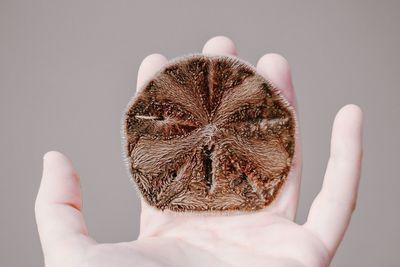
[35,36,363,267]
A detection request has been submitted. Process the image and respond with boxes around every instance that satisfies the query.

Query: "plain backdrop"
[1,1,399,266]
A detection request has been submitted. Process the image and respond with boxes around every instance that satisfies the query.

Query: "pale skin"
[35,36,363,267]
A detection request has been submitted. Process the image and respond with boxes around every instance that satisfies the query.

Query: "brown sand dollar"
[122,54,297,212]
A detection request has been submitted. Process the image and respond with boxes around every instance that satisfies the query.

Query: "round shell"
[123,54,296,212]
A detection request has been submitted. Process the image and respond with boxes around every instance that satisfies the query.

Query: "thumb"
[35,151,95,264]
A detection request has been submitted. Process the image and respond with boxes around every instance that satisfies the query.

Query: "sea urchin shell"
[123,54,296,212]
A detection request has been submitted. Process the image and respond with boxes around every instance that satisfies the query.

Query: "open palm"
[35,36,363,267]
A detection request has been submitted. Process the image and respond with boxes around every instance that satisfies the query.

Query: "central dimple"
[202,123,217,137]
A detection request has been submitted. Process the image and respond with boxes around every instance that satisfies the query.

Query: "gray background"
[1,1,399,266]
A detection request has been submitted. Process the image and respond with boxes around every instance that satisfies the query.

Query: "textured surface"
[123,55,296,212]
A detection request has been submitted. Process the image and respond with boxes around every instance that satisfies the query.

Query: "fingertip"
[42,150,76,176]
[137,53,168,91]
[202,35,237,56]
[333,104,363,138]
[342,103,362,113]
[142,53,168,67]
[332,104,364,161]
[336,104,363,124]
[256,53,296,107]
[43,150,68,163]
[257,53,290,68]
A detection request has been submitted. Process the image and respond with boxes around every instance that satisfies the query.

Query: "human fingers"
[304,104,363,256]
[256,53,297,108]
[136,53,168,92]
[202,35,237,56]
[256,53,302,220]
[35,151,95,264]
